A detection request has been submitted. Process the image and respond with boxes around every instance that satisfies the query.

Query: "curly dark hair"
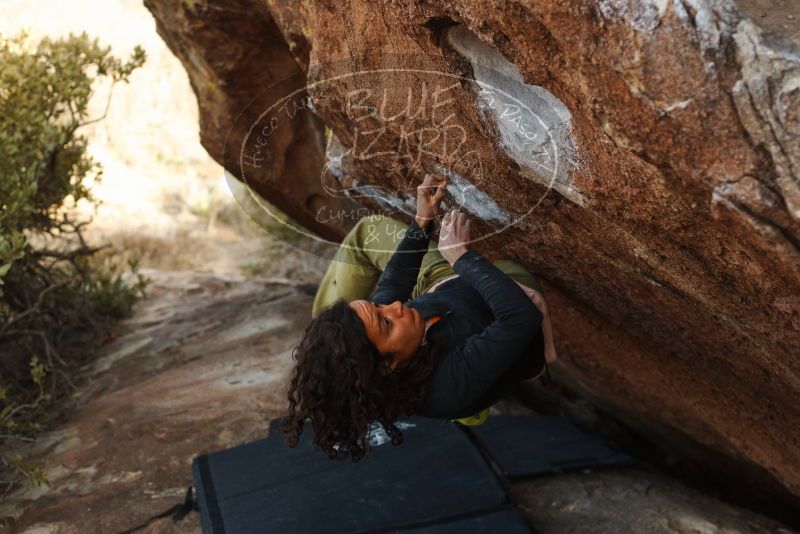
[278,298,438,461]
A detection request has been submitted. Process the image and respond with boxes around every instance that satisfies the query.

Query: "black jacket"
[371,220,545,419]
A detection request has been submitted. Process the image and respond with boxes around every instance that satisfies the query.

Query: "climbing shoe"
[451,407,490,426]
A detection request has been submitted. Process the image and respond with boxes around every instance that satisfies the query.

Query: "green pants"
[312,215,541,316]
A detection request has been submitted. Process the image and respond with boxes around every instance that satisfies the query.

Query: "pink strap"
[514,282,558,363]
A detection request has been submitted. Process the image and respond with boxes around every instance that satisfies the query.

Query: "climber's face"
[349,300,425,370]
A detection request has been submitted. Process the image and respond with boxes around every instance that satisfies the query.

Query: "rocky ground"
[0,270,790,533]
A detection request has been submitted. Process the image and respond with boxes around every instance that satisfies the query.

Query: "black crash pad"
[193,416,529,534]
[470,415,634,478]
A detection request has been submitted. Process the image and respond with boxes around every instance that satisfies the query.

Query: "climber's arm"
[370,219,434,305]
[420,250,542,418]
[418,209,542,418]
[371,174,446,305]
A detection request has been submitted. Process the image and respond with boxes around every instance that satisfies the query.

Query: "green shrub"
[0,32,147,492]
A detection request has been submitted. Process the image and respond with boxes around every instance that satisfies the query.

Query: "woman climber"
[279,173,556,461]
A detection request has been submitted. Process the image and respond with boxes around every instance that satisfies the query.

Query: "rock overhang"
[143,0,800,513]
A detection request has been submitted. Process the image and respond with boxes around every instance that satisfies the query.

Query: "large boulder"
[144,0,800,509]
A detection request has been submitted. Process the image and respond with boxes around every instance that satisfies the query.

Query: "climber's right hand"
[415,173,447,229]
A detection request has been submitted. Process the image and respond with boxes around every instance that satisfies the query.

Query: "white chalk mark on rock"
[446,25,585,206]
[435,165,511,224]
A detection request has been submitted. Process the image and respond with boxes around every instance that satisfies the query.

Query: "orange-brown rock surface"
[144,0,800,510]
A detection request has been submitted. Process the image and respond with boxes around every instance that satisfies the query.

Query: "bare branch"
[77,80,117,128]
[31,244,109,262]
[0,280,70,334]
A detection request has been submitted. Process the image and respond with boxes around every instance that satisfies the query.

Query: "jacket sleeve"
[422,250,543,417]
[370,219,434,305]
